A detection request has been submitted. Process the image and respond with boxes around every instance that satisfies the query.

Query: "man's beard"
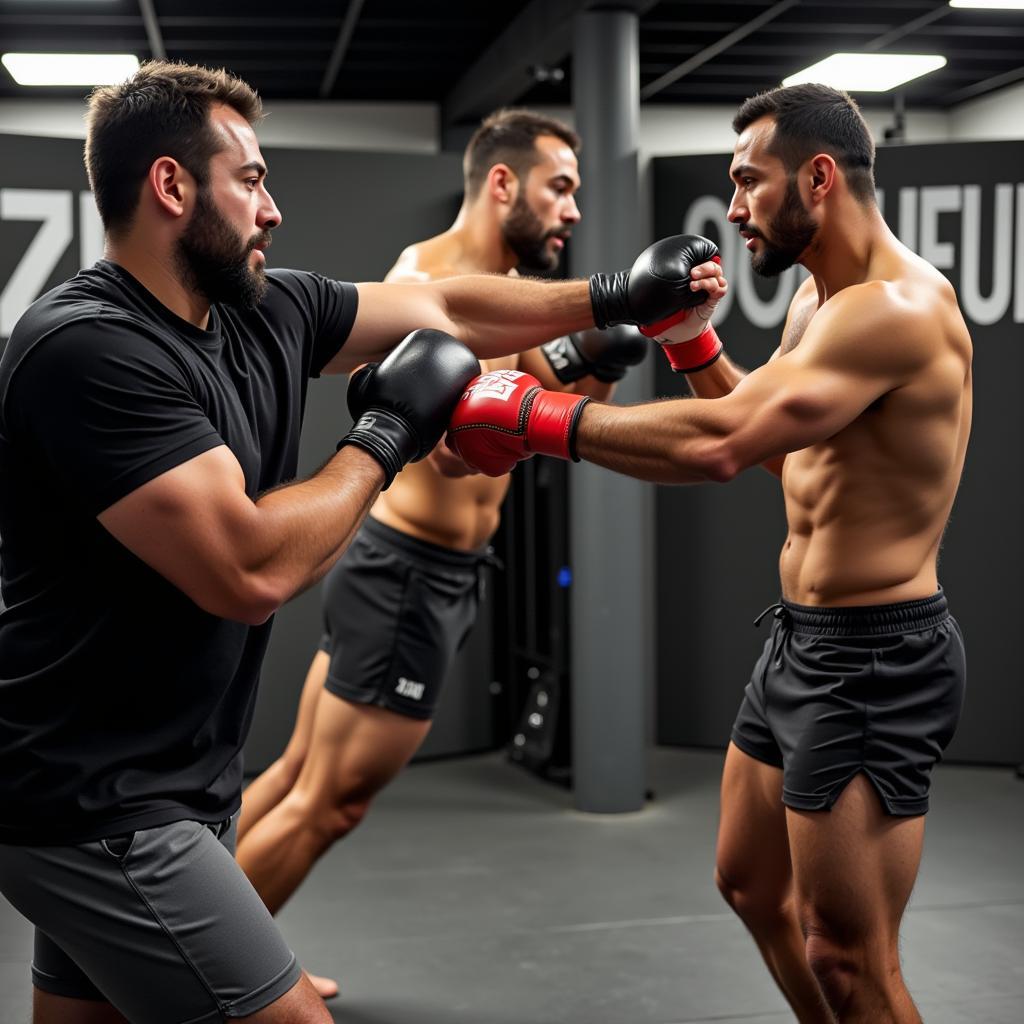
[747,177,818,277]
[502,192,567,273]
[176,187,270,309]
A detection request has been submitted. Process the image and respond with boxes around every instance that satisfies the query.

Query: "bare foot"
[304,971,340,1000]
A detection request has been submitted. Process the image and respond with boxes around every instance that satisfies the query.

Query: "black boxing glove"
[540,325,647,384]
[340,328,481,488]
[589,234,720,336]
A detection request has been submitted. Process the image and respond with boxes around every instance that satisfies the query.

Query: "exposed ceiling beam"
[319,0,366,98]
[640,0,801,101]
[862,6,953,52]
[138,0,166,60]
[942,63,1024,105]
[443,0,658,130]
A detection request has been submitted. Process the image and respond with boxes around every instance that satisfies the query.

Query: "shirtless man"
[449,84,971,1023]
[234,109,645,995]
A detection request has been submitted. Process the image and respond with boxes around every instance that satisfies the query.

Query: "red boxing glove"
[446,369,590,477]
[658,321,723,374]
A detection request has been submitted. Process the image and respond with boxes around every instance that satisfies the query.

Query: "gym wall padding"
[653,142,1024,765]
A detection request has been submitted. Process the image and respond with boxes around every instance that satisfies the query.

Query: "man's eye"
[245,178,260,189]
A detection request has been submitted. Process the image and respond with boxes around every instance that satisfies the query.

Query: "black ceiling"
[0,0,1021,124]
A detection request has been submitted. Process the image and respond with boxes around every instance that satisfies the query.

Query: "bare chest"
[781,299,817,355]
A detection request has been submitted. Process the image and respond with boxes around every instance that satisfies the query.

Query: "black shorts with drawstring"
[730,591,966,816]
[319,516,496,720]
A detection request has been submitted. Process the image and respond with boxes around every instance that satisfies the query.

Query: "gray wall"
[4,133,1022,772]
[653,143,1024,766]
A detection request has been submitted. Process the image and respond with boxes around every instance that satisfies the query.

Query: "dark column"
[569,9,650,812]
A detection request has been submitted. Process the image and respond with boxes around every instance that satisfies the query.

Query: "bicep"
[322,281,458,374]
[98,446,258,615]
[721,355,895,469]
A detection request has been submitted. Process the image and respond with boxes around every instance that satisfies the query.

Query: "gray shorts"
[0,816,301,1022]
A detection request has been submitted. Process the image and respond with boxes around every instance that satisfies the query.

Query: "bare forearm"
[243,447,384,616]
[684,351,748,399]
[440,276,594,359]
[683,353,784,477]
[574,400,732,485]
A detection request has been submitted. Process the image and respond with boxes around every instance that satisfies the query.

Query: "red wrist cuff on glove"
[660,323,723,374]
[527,390,590,461]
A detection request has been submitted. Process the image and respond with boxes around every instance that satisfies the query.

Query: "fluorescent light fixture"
[783,53,947,92]
[1,52,140,86]
[949,1,1024,10]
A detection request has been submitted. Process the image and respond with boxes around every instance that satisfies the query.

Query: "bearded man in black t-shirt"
[0,59,713,1023]
[0,61,603,1024]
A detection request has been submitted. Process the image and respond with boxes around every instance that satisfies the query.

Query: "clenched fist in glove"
[588,234,728,373]
[340,329,481,488]
[539,324,647,384]
[446,369,589,477]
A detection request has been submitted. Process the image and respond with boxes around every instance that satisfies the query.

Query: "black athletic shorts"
[320,516,489,720]
[731,591,965,816]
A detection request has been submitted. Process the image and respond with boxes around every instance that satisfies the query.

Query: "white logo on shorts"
[462,369,526,403]
[396,677,425,700]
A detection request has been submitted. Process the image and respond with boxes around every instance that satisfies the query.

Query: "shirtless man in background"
[234,109,646,996]
[448,84,972,1023]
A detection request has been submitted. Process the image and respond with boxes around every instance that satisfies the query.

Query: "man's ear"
[807,153,837,205]
[486,163,518,206]
[147,156,193,219]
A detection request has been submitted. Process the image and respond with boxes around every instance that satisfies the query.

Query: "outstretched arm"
[325,235,727,373]
[578,288,922,483]
[448,284,930,484]
[326,275,594,373]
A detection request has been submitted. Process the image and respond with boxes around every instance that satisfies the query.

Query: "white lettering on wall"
[898,187,918,250]
[79,192,104,268]
[1016,184,1024,324]
[960,184,1013,326]
[0,189,73,339]
[681,179,1023,329]
[919,185,961,270]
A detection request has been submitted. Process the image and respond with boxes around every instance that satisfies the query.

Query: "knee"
[318,792,372,843]
[714,865,741,907]
[275,748,306,789]
[804,930,859,1013]
[282,785,373,847]
[715,865,785,930]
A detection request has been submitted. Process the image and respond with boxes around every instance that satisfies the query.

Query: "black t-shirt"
[0,260,357,844]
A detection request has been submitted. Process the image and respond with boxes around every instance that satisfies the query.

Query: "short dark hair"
[463,109,580,199]
[85,60,263,234]
[732,84,876,204]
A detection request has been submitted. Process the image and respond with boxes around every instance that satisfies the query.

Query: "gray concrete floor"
[1,748,1022,1022]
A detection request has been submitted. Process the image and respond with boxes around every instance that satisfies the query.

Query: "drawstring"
[753,602,786,627]
[475,546,504,602]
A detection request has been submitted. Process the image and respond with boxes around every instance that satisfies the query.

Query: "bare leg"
[788,774,925,1023]
[34,975,333,1024]
[237,651,330,842]
[33,991,129,1024]
[715,743,834,1023]
[235,973,333,1022]
[237,693,431,912]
